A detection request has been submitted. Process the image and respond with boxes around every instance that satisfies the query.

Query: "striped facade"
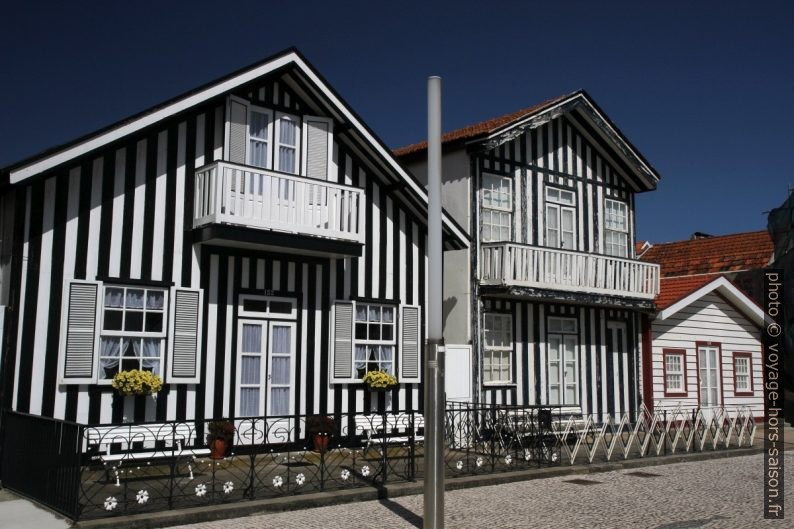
[0,57,448,426]
[399,95,659,420]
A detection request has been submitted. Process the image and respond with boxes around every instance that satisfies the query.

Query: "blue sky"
[2,1,792,243]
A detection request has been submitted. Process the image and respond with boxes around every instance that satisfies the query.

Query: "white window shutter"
[399,305,421,383]
[167,287,204,384]
[331,300,354,383]
[225,95,249,164]
[301,116,333,180]
[58,280,101,384]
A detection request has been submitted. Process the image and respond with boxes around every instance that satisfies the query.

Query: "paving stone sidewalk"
[170,451,794,529]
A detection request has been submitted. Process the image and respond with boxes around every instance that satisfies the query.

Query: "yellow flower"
[112,369,163,396]
[362,370,397,389]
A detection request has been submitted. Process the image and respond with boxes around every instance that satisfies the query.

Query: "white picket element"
[194,161,365,244]
[553,405,755,465]
[480,242,660,300]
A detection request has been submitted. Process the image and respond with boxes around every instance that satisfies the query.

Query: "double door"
[236,319,296,443]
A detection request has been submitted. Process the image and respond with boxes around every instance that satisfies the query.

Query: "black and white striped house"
[396,92,662,421]
[0,48,468,427]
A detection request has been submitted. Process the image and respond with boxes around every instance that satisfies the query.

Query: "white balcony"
[480,242,660,300]
[194,161,364,244]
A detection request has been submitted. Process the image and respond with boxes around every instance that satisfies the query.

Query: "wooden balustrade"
[480,242,660,299]
[194,161,364,243]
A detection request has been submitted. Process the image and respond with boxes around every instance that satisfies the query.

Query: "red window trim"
[732,351,754,396]
[695,341,724,407]
[662,349,688,397]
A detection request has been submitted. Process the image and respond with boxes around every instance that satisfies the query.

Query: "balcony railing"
[194,161,364,244]
[480,242,660,300]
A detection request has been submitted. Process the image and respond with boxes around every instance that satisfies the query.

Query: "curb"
[73,447,763,529]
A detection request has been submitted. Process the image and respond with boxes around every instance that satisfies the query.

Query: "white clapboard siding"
[651,292,763,416]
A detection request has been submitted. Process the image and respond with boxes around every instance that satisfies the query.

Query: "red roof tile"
[392,93,574,157]
[655,275,716,310]
[640,230,772,278]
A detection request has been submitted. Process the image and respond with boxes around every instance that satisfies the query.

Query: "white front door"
[236,319,296,443]
[547,334,578,406]
[698,345,721,409]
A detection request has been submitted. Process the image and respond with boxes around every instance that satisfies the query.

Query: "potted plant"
[362,370,398,392]
[206,420,235,459]
[111,369,163,396]
[306,415,336,452]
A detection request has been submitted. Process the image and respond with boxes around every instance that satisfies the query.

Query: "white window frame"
[481,173,513,242]
[238,294,298,320]
[246,105,273,169]
[733,354,752,394]
[545,186,576,250]
[546,316,578,405]
[482,312,513,385]
[604,198,629,257]
[274,111,301,175]
[354,302,397,379]
[664,351,686,394]
[98,285,168,383]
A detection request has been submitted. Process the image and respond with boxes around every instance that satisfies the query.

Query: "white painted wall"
[651,292,764,417]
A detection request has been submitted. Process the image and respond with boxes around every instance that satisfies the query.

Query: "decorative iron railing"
[0,404,756,521]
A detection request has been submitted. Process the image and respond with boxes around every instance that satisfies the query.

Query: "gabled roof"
[0,47,468,249]
[656,276,764,327]
[640,230,773,278]
[393,89,661,191]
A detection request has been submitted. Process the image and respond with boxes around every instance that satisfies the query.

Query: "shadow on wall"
[443,296,458,333]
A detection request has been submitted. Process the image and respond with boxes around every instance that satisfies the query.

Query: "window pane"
[382,324,394,341]
[145,312,163,333]
[250,140,268,168]
[250,111,268,139]
[243,298,269,314]
[126,289,144,309]
[355,323,367,340]
[104,310,123,331]
[105,288,124,308]
[356,305,367,321]
[271,357,290,385]
[241,356,261,384]
[242,324,262,353]
[280,118,297,146]
[271,388,289,415]
[124,311,143,332]
[278,147,295,173]
[146,291,164,310]
[382,307,394,323]
[240,388,260,416]
[369,306,381,322]
[369,324,380,340]
[269,301,292,314]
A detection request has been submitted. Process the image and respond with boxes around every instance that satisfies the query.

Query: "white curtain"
[100,337,120,378]
[104,288,124,308]
[142,338,160,374]
[240,356,260,385]
[270,388,288,416]
[240,388,260,417]
[146,291,164,310]
[271,358,289,385]
[126,289,144,309]
[242,324,262,353]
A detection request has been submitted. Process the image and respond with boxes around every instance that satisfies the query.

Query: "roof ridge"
[647,229,770,247]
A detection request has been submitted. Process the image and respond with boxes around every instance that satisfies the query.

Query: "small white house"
[645,276,765,419]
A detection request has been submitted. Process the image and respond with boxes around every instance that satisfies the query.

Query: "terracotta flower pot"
[313,434,330,453]
[209,438,227,459]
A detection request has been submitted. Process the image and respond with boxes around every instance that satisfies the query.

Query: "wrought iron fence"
[0,403,757,521]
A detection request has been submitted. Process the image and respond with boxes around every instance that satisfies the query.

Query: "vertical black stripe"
[305,263,317,415]
[617,325,624,414]
[74,161,94,281]
[194,250,212,422]
[162,124,178,283]
[97,155,115,278]
[627,314,637,419]
[417,228,426,413]
[140,132,158,280]
[119,142,137,279]
[41,174,69,417]
[181,116,197,288]
[213,255,229,418]
[534,304,541,404]
[584,308,592,415]
[228,256,242,418]
[294,261,304,419]
[204,107,216,163]
[364,176,373,298]
[16,180,45,413]
[320,261,330,414]
[111,393,124,424]
[605,321,614,415]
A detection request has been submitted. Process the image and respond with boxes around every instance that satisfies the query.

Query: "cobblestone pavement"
[171,451,794,529]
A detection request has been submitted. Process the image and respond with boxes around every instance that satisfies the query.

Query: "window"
[733,353,753,395]
[275,112,300,174]
[247,107,272,169]
[481,174,513,242]
[604,199,628,257]
[354,303,396,377]
[545,187,576,250]
[238,294,297,320]
[663,350,686,395]
[546,317,577,405]
[99,286,167,380]
[483,313,513,384]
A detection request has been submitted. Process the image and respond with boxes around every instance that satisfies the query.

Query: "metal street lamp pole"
[423,75,445,529]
